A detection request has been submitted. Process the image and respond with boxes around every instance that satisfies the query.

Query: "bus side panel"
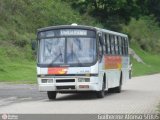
[105,70,121,88]
[104,55,122,88]
[98,56,106,91]
[121,56,130,84]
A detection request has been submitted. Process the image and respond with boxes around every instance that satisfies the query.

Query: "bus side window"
[105,34,111,54]
[117,36,120,55]
[105,34,107,54]
[103,34,106,54]
[125,38,129,55]
[121,37,124,56]
[109,34,112,54]
[115,36,118,55]
[110,35,115,55]
[123,37,126,56]
[98,33,104,55]
[118,36,122,55]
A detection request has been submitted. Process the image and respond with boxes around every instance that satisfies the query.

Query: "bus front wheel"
[96,81,105,98]
[47,91,57,100]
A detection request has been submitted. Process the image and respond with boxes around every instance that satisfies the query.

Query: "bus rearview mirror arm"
[31,40,37,51]
[99,36,104,46]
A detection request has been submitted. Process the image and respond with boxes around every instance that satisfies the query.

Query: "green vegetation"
[0,0,99,83]
[0,0,160,83]
[66,0,160,53]
[0,0,100,42]
[122,16,160,76]
[123,16,160,53]
[0,41,36,83]
[131,43,160,76]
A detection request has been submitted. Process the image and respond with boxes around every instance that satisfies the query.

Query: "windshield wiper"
[74,52,81,65]
[68,43,82,65]
[51,47,63,63]
[70,51,82,65]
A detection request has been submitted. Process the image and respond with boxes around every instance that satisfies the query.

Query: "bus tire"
[47,91,57,100]
[114,73,122,93]
[96,80,105,98]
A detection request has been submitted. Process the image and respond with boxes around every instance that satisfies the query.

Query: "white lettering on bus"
[60,30,87,36]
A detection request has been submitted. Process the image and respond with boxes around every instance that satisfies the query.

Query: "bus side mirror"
[99,36,104,46]
[129,63,132,79]
[98,36,104,62]
[31,40,37,50]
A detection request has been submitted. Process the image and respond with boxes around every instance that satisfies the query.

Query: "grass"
[131,44,160,76]
[0,41,36,84]
[0,62,36,84]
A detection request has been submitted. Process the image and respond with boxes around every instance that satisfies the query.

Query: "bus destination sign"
[60,29,87,36]
[38,29,95,38]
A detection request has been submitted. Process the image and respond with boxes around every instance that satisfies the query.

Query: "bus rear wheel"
[114,84,122,93]
[47,91,57,100]
[114,73,122,93]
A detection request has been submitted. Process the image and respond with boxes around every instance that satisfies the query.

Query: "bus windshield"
[39,37,96,66]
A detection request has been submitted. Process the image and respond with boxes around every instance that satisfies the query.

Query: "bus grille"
[56,79,75,83]
[56,86,75,90]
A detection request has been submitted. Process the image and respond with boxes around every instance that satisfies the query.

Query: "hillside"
[0,0,160,83]
[0,0,99,83]
[130,44,160,76]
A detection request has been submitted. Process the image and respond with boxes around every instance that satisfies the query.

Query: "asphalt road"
[0,74,160,114]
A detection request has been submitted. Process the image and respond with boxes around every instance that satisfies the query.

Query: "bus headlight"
[78,78,90,82]
[41,79,53,83]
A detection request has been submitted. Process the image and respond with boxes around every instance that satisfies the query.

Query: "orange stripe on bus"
[105,55,122,69]
[48,67,68,74]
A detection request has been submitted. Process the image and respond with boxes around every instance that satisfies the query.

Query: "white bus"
[36,24,131,100]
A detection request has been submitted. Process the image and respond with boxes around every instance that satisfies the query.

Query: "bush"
[0,0,99,41]
[123,16,160,53]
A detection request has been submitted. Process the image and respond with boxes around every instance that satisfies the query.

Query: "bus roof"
[37,25,128,38]
[37,25,96,32]
[96,27,128,37]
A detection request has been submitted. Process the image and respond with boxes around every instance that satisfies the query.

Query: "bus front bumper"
[38,77,100,92]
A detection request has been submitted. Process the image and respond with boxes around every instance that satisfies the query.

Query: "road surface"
[0,74,160,114]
